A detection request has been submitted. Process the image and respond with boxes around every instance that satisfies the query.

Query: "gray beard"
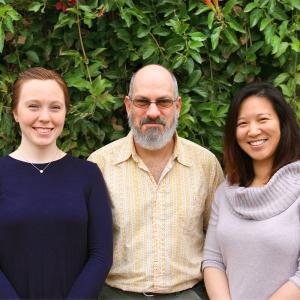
[128,112,178,150]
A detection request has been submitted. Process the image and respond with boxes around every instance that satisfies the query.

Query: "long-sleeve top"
[202,161,300,300]
[88,131,224,293]
[0,154,113,300]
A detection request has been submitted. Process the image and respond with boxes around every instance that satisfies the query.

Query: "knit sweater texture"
[202,161,300,300]
[0,155,113,300]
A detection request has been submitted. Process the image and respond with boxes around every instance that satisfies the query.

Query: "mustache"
[140,117,166,126]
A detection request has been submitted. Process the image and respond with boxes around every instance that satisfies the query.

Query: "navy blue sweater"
[0,155,113,300]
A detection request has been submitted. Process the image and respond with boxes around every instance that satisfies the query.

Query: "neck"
[134,137,175,161]
[134,137,175,183]
[12,141,61,163]
[251,159,273,187]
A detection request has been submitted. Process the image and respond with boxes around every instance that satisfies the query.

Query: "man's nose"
[146,102,161,119]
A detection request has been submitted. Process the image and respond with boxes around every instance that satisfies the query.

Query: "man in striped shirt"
[88,64,223,299]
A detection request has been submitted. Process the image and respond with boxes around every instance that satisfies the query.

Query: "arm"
[0,271,21,299]
[203,157,224,231]
[268,256,300,300]
[202,184,231,300]
[204,267,231,300]
[268,281,300,300]
[67,165,113,300]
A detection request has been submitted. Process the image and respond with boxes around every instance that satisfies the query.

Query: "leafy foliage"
[0,0,299,159]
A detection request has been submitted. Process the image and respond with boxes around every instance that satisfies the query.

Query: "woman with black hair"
[202,82,300,300]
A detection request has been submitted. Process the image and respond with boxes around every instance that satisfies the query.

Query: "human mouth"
[248,139,267,146]
[34,127,53,134]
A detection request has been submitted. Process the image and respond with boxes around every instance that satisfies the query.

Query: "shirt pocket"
[179,194,206,234]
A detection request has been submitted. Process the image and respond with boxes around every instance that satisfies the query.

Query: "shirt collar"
[114,131,192,167]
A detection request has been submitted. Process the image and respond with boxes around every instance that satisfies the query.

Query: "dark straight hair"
[223,82,300,187]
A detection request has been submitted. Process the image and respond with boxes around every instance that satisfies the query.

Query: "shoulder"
[178,136,219,160]
[177,137,222,177]
[88,136,128,161]
[63,154,101,176]
[0,156,11,165]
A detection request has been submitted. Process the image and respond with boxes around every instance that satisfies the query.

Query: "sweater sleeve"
[0,271,21,299]
[202,183,226,272]
[289,252,300,288]
[66,164,113,300]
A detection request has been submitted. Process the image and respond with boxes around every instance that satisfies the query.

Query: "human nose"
[38,107,50,122]
[248,122,261,136]
[146,102,161,119]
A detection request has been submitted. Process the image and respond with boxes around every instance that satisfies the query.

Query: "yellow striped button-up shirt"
[88,131,223,293]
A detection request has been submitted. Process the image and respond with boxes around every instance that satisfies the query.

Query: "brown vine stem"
[150,32,165,58]
[76,3,92,83]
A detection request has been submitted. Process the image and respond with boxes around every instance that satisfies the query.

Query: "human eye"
[157,99,173,108]
[50,105,62,111]
[259,116,270,122]
[28,103,39,110]
[134,99,149,108]
[237,120,247,127]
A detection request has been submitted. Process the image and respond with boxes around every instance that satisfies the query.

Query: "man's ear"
[124,96,132,115]
[176,96,182,114]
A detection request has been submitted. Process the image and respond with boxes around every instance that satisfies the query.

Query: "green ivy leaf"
[4,16,13,33]
[223,0,237,15]
[142,43,156,59]
[271,6,288,21]
[211,26,222,50]
[279,20,289,39]
[274,73,290,86]
[274,42,289,58]
[26,50,40,63]
[291,37,300,53]
[137,25,150,38]
[223,28,239,46]
[244,2,258,13]
[208,11,215,30]
[250,9,263,28]
[264,24,276,45]
[288,0,300,10]
[259,17,271,31]
[172,55,185,69]
[227,18,246,33]
[187,69,202,88]
[189,50,203,64]
[28,2,43,12]
[152,26,170,36]
[190,31,207,42]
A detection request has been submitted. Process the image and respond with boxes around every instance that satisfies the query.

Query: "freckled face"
[236,96,281,168]
[13,79,66,150]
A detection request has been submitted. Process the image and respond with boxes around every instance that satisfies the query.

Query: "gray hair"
[128,65,179,99]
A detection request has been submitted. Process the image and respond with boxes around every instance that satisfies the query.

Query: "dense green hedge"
[0,0,299,159]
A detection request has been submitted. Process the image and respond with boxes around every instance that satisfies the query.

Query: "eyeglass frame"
[129,97,178,109]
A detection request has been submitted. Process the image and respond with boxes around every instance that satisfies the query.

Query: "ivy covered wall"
[0,0,299,159]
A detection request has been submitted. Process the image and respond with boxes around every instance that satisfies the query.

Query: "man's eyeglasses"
[130,98,177,109]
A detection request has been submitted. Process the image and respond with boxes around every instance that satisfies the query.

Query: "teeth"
[249,139,266,146]
[35,128,52,134]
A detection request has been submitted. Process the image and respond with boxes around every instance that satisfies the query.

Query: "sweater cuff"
[201,260,226,272]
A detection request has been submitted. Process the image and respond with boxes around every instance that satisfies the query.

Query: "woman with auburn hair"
[202,82,300,300]
[0,67,113,299]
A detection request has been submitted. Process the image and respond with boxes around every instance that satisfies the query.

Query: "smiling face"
[13,79,66,150]
[236,95,281,170]
[125,65,181,150]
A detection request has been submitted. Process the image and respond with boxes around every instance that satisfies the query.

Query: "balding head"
[128,64,179,99]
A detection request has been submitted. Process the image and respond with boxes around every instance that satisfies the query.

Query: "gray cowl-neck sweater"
[202,161,300,300]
